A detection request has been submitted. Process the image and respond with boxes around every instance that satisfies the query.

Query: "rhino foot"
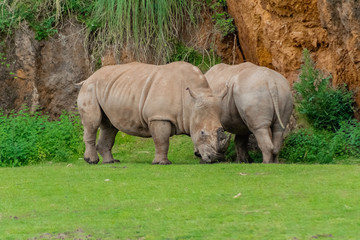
[102,159,120,164]
[235,156,254,164]
[84,157,99,164]
[152,159,172,165]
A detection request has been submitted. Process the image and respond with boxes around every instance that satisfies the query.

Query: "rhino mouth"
[198,151,226,164]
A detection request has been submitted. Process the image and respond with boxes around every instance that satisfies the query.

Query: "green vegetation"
[207,0,236,37]
[0,0,62,40]
[0,108,83,167]
[280,120,360,164]
[279,49,359,164]
[1,162,359,239]
[0,0,204,63]
[168,42,221,72]
[88,0,200,63]
[0,0,233,65]
[294,49,354,132]
[0,41,17,80]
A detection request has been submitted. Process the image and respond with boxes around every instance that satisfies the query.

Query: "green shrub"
[331,120,360,158]
[0,1,60,39]
[281,49,359,164]
[207,0,235,37]
[0,108,84,167]
[224,138,262,163]
[280,129,334,164]
[294,49,354,131]
[168,42,221,72]
[280,119,360,163]
[224,138,236,161]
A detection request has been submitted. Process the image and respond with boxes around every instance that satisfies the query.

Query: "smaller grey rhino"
[206,62,293,163]
[77,61,230,165]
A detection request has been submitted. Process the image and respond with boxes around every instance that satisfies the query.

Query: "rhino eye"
[200,130,207,137]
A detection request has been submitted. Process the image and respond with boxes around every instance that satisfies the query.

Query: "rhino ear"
[217,83,230,99]
[186,87,201,99]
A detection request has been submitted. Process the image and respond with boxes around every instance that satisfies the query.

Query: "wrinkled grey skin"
[77,61,230,165]
[205,62,293,163]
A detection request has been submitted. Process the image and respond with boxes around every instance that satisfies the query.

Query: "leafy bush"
[0,1,60,39]
[279,49,359,164]
[294,49,354,131]
[0,108,84,167]
[280,120,360,164]
[224,137,262,163]
[168,42,221,72]
[207,0,236,37]
[280,129,334,164]
[331,120,360,158]
[224,138,236,161]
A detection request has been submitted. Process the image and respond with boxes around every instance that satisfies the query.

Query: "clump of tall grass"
[88,0,201,63]
[0,107,84,167]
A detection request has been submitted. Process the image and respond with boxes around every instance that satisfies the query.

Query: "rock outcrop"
[226,0,360,116]
[0,20,91,118]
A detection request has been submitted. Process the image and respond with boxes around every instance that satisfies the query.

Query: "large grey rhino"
[205,62,293,163]
[77,61,230,165]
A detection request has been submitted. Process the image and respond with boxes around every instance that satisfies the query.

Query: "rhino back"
[93,62,207,136]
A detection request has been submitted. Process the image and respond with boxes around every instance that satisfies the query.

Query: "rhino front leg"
[96,120,120,164]
[234,134,253,163]
[149,121,172,165]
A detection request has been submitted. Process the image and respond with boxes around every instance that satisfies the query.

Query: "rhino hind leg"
[149,120,172,165]
[83,125,100,164]
[271,130,285,163]
[234,134,253,163]
[78,85,102,164]
[82,117,101,165]
[252,128,274,164]
[96,117,120,164]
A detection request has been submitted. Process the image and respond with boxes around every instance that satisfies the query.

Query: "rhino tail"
[75,80,86,86]
[268,79,285,129]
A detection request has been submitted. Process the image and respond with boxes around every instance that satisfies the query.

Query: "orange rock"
[226,0,360,117]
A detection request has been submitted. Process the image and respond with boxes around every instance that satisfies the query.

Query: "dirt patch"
[28,228,97,240]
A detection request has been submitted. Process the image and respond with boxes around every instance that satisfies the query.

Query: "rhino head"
[187,87,231,163]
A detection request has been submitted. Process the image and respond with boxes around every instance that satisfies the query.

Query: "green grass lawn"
[1,136,360,240]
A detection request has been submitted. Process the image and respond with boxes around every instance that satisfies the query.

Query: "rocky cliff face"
[227,0,360,116]
[0,20,91,118]
[1,1,359,118]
